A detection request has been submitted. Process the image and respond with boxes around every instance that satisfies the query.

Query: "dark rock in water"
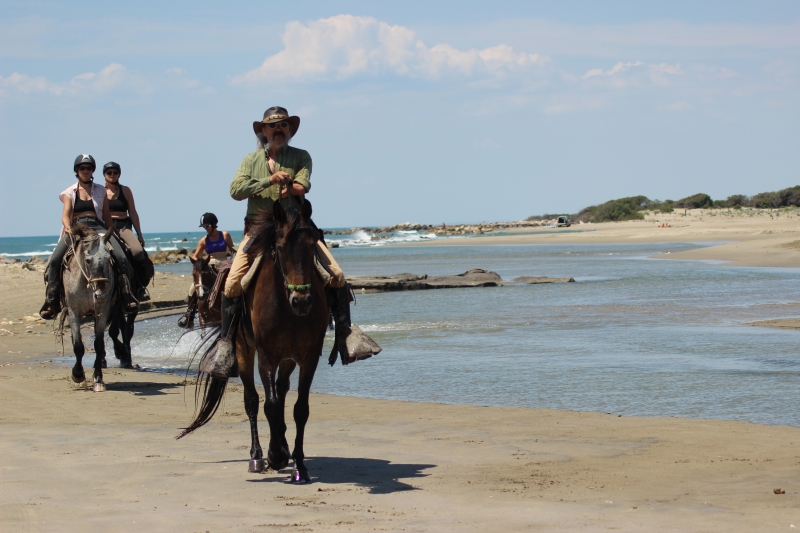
[181,237,188,242]
[348,268,574,293]
[150,248,190,264]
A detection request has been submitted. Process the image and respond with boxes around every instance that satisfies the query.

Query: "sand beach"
[1,211,799,531]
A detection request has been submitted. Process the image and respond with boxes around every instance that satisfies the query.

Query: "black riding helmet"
[199,212,219,227]
[73,154,96,173]
[103,161,121,175]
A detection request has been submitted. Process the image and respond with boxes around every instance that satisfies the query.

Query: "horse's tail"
[176,325,228,439]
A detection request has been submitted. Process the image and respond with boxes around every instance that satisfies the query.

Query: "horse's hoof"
[248,459,265,473]
[290,469,311,483]
[71,370,85,383]
[119,359,133,369]
[93,382,106,393]
[267,450,289,471]
[73,380,86,389]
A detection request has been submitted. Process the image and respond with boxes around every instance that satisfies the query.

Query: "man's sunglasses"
[266,121,289,129]
[105,170,120,176]
[77,166,93,171]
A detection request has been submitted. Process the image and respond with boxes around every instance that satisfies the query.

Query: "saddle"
[206,260,233,312]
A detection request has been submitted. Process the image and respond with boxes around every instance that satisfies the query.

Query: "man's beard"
[258,132,292,151]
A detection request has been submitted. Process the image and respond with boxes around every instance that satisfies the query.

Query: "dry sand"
[2,213,800,531]
[411,207,800,269]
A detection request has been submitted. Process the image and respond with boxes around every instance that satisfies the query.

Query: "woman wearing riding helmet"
[103,161,153,299]
[39,154,139,320]
[189,213,236,263]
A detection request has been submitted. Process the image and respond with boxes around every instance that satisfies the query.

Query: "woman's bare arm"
[190,237,206,262]
[124,186,145,245]
[61,196,73,232]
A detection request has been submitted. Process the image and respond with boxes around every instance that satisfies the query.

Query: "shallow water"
[104,242,799,427]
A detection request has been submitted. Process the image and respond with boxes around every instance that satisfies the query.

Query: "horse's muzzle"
[289,291,312,316]
[93,281,109,301]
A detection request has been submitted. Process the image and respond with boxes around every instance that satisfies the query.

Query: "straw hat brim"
[252,116,300,138]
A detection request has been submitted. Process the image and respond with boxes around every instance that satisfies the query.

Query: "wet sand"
[2,214,800,531]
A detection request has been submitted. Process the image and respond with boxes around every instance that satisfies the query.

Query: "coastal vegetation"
[530,185,800,223]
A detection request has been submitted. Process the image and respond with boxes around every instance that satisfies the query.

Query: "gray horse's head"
[71,223,115,303]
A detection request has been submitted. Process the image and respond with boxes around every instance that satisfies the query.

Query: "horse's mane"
[70,221,99,241]
[246,205,302,257]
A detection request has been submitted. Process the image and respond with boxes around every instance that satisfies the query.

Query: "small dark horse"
[191,256,221,327]
[107,243,153,369]
[177,201,329,483]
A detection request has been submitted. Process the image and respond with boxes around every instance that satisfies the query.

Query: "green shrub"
[575,196,650,223]
[675,193,713,209]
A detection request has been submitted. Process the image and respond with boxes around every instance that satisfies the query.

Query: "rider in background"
[103,161,153,300]
[40,155,139,319]
[189,213,236,264]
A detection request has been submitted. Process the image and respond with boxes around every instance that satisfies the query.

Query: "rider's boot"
[118,273,139,313]
[327,284,382,366]
[199,294,240,379]
[132,256,152,301]
[39,278,62,320]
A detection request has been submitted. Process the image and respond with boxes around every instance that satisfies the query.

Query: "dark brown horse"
[177,200,329,483]
[191,256,222,326]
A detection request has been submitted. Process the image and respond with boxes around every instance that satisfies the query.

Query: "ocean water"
[0,226,594,260]
[96,242,800,428]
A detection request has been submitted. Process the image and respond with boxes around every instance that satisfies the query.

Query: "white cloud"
[0,63,211,98]
[581,61,681,88]
[233,15,544,84]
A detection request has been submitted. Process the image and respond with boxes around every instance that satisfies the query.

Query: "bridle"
[67,233,110,292]
[273,225,315,298]
[193,260,213,300]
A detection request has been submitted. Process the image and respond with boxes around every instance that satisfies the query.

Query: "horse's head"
[71,222,115,302]
[190,255,212,301]
[273,200,319,316]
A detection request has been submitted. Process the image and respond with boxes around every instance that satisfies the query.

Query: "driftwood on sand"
[347,268,574,293]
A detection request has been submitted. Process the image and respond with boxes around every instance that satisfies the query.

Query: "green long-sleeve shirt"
[229,146,312,220]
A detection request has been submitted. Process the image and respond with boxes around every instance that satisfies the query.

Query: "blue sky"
[2,1,799,236]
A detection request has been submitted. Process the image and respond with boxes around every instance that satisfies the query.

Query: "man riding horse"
[208,106,380,376]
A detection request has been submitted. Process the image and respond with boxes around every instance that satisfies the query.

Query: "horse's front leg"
[69,310,86,385]
[260,362,290,471]
[239,337,264,473]
[276,359,296,460]
[92,316,108,392]
[119,311,135,369]
[291,354,319,483]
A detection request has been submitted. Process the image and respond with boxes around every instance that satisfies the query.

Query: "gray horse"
[62,223,116,392]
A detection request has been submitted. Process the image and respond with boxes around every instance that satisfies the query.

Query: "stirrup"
[338,325,381,365]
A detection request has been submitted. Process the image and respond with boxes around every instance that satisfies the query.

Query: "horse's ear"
[301,200,312,220]
[273,201,287,223]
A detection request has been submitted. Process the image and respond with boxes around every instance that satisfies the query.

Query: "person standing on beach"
[39,155,139,319]
[103,161,153,300]
[205,106,380,377]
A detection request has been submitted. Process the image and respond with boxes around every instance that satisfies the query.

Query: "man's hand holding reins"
[269,171,292,186]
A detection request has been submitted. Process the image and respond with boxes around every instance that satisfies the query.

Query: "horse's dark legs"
[261,366,290,471]
[108,306,122,363]
[276,359,296,458]
[92,317,108,392]
[69,310,86,384]
[119,311,135,368]
[241,360,264,472]
[291,356,319,483]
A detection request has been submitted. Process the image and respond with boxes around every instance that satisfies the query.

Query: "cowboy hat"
[252,106,300,137]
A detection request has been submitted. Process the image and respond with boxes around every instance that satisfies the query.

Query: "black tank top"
[108,187,129,213]
[73,196,94,213]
